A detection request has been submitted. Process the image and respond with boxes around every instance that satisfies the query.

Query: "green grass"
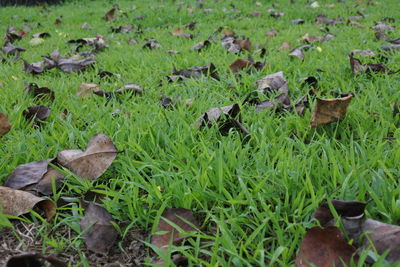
[1,0,400,265]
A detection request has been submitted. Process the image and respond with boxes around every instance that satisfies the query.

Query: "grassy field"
[1,0,400,266]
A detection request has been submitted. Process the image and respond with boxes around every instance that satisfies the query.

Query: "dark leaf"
[296,226,358,266]
[23,61,45,75]
[142,38,162,49]
[313,200,367,226]
[23,105,51,124]
[289,45,311,60]
[297,77,318,89]
[56,55,96,73]
[268,8,284,19]
[2,42,25,55]
[381,44,400,52]
[57,133,118,180]
[5,252,67,267]
[173,63,219,80]
[32,32,51,38]
[25,83,55,101]
[291,18,305,24]
[80,202,118,255]
[316,14,342,25]
[351,49,375,57]
[192,40,211,52]
[372,22,394,32]
[94,84,143,98]
[110,25,134,33]
[256,71,288,94]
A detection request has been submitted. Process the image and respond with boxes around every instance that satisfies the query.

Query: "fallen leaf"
[192,40,211,52]
[256,71,288,94]
[229,59,264,73]
[289,45,311,60]
[172,63,219,80]
[23,105,51,124]
[0,186,56,220]
[316,14,342,25]
[77,83,100,97]
[296,226,358,266]
[152,208,198,251]
[93,84,143,98]
[342,218,400,264]
[372,22,394,32]
[0,113,11,136]
[56,55,96,74]
[25,83,55,101]
[104,7,117,21]
[2,42,25,56]
[256,93,290,112]
[279,42,292,50]
[57,133,118,180]
[381,44,400,52]
[171,27,193,39]
[23,60,45,75]
[142,38,162,49]
[266,29,278,37]
[349,53,394,75]
[268,8,284,19]
[80,202,118,255]
[313,200,367,226]
[196,104,249,135]
[5,252,67,267]
[310,94,353,127]
[128,38,138,45]
[291,18,305,24]
[32,32,51,38]
[82,22,91,29]
[29,37,45,46]
[351,49,376,57]
[110,25,134,34]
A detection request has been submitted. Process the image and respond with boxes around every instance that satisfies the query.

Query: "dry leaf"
[0,186,56,220]
[25,83,55,101]
[77,83,100,97]
[80,202,119,255]
[229,59,264,73]
[0,113,11,136]
[23,105,51,125]
[313,200,367,226]
[296,226,358,266]
[57,133,118,179]
[5,252,67,267]
[152,208,198,251]
[256,71,288,94]
[310,94,353,127]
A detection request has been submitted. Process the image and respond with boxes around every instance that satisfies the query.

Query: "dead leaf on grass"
[77,83,100,97]
[172,63,219,80]
[152,208,198,251]
[313,200,367,226]
[229,59,264,73]
[25,83,55,101]
[93,84,143,98]
[23,105,51,125]
[256,71,288,94]
[0,186,56,220]
[143,38,162,49]
[0,113,11,136]
[104,7,117,21]
[289,45,311,60]
[171,27,193,39]
[5,252,67,267]
[57,133,118,180]
[296,226,358,267]
[310,94,353,127]
[80,202,119,255]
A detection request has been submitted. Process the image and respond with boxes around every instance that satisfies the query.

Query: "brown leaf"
[0,186,56,220]
[192,40,211,52]
[77,83,100,97]
[110,25,134,34]
[296,226,358,266]
[25,83,55,101]
[349,53,393,75]
[342,218,400,264]
[310,94,353,127]
[279,42,292,50]
[256,71,288,94]
[171,27,193,39]
[5,252,67,267]
[56,56,96,74]
[313,200,367,226]
[266,29,278,37]
[23,60,45,75]
[23,105,51,124]
[256,93,291,112]
[0,113,11,136]
[57,133,118,180]
[152,208,198,251]
[229,59,264,73]
[104,7,117,21]
[128,38,138,45]
[80,202,118,255]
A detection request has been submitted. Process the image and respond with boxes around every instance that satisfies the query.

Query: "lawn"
[0,0,400,266]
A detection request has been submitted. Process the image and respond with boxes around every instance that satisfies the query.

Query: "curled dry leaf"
[57,133,118,180]
[25,83,55,101]
[296,226,358,267]
[256,93,290,113]
[172,63,219,80]
[349,53,394,75]
[5,252,67,267]
[229,59,264,73]
[0,113,11,136]
[313,200,367,226]
[5,159,64,196]
[2,42,25,56]
[256,71,288,94]
[195,104,249,135]
[80,202,119,255]
[289,45,311,60]
[77,83,100,97]
[104,7,117,21]
[23,60,45,75]
[0,186,56,220]
[93,84,143,98]
[343,218,400,264]
[152,208,198,251]
[143,38,162,49]
[23,105,51,125]
[310,94,353,127]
